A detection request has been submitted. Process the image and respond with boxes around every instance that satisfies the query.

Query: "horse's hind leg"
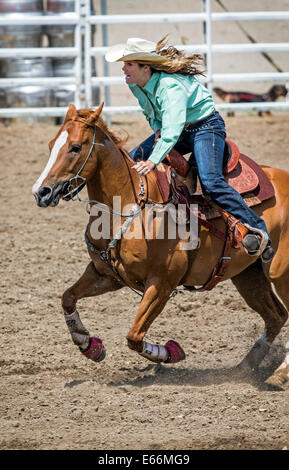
[61,261,122,361]
[265,267,289,387]
[231,260,288,372]
[266,343,289,387]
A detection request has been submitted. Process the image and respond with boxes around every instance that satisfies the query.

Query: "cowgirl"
[105,36,274,262]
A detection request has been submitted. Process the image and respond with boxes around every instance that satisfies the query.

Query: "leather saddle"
[121,140,275,292]
[155,139,275,219]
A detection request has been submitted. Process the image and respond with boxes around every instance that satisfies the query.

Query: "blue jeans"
[130,110,268,235]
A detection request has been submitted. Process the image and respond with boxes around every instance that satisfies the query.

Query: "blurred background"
[0,0,288,123]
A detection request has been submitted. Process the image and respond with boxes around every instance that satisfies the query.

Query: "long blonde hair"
[137,36,206,77]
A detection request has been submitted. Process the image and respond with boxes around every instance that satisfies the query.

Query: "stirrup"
[242,225,269,257]
[261,244,275,263]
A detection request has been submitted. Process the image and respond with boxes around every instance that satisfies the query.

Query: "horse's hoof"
[164,340,186,363]
[265,373,287,389]
[80,337,106,363]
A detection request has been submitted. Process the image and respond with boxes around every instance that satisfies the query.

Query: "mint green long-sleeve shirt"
[129,72,215,166]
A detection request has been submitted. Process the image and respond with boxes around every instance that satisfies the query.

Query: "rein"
[67,121,233,296]
[67,124,149,296]
[68,124,179,298]
[67,125,146,218]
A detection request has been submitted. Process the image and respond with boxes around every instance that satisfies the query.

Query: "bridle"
[62,121,178,298]
[64,123,148,218]
[64,122,146,296]
[63,125,105,201]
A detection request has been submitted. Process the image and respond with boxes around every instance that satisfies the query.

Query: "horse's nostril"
[36,185,53,206]
[38,186,52,199]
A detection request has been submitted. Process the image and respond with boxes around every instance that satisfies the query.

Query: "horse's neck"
[87,141,138,208]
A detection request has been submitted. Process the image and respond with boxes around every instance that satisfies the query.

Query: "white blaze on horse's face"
[32,130,69,195]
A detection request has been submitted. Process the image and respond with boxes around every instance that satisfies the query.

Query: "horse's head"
[32,102,105,207]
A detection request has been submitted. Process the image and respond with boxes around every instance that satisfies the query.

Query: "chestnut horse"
[32,103,289,387]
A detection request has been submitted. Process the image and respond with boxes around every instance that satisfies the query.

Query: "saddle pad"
[182,154,259,197]
[226,156,259,193]
[154,152,275,221]
[241,153,275,203]
[202,154,275,220]
[155,140,253,202]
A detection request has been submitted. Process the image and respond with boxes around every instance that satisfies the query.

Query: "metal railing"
[0,0,288,118]
[0,0,83,117]
[87,1,289,115]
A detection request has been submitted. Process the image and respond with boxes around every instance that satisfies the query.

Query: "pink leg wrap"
[164,340,186,364]
[80,337,105,362]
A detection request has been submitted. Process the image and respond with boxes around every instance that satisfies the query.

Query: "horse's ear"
[65,104,77,121]
[88,102,104,124]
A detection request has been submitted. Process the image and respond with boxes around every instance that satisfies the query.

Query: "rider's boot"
[242,228,274,263]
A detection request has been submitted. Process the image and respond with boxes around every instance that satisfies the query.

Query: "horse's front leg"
[62,261,122,362]
[126,280,186,364]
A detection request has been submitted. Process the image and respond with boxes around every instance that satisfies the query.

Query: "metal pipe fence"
[0,0,288,118]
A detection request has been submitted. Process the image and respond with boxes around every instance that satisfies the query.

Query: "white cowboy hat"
[105,37,166,63]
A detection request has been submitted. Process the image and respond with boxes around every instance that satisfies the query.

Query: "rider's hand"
[132,160,156,175]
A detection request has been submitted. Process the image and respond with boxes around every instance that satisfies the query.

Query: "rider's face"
[122,61,151,87]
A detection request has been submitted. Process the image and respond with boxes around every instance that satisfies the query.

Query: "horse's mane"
[77,108,128,149]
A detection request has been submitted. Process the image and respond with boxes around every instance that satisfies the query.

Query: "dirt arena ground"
[0,111,289,451]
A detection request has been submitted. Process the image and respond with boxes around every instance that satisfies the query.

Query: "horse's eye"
[70,144,81,153]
